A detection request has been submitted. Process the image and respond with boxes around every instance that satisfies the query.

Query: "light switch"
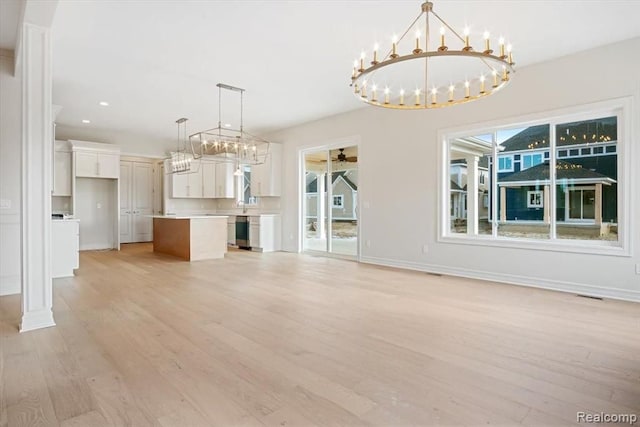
[0,199,10,209]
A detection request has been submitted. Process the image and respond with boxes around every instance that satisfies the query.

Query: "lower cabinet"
[248,215,281,252]
[227,216,236,245]
[52,220,79,278]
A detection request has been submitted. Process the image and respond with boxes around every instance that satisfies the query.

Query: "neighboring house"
[305,171,358,221]
[492,117,617,227]
[449,158,489,221]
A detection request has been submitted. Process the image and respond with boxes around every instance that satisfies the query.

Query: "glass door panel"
[329,147,358,256]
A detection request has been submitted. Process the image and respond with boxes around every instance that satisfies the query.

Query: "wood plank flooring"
[1,243,639,426]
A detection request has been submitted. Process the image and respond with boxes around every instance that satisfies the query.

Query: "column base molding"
[20,308,55,333]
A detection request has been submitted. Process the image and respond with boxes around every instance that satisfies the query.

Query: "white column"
[316,172,325,239]
[594,183,603,225]
[500,187,507,222]
[466,155,479,235]
[20,22,55,332]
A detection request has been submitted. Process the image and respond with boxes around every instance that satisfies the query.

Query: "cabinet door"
[133,162,153,242]
[188,168,203,198]
[75,152,98,177]
[201,162,217,198]
[119,162,133,244]
[171,172,190,198]
[53,150,72,196]
[251,144,282,197]
[215,162,234,198]
[98,153,120,178]
[249,216,261,248]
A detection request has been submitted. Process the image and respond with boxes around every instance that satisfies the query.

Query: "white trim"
[497,155,514,172]
[438,97,631,256]
[298,136,361,260]
[360,256,640,302]
[527,190,543,208]
[20,308,55,333]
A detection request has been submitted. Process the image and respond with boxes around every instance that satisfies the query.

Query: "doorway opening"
[302,146,358,258]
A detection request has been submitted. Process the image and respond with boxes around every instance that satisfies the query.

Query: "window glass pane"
[555,116,618,242]
[448,136,492,235]
[496,124,550,239]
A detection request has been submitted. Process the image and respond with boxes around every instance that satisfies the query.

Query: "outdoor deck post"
[500,186,506,222]
[317,172,325,238]
[543,185,550,223]
[466,155,479,235]
[594,183,603,225]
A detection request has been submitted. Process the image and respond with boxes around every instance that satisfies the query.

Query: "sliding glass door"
[303,146,358,257]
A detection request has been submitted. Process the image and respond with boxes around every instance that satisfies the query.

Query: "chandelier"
[167,83,270,174]
[350,1,516,110]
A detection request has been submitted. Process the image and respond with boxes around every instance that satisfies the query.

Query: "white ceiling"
[45,1,640,144]
[0,0,23,50]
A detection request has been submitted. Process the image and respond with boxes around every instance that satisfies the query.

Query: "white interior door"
[119,162,133,243]
[133,162,153,242]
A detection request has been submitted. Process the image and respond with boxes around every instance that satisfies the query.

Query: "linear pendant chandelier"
[350,1,516,110]
[167,83,270,174]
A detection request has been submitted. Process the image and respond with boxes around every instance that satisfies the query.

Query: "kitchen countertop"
[151,215,229,220]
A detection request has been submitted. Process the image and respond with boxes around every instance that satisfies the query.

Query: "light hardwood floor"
[1,243,639,426]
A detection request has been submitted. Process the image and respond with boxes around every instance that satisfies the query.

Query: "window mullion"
[549,123,557,240]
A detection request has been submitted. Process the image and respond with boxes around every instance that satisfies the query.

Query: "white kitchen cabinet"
[171,167,203,198]
[120,160,154,243]
[53,142,72,196]
[248,215,281,252]
[215,162,234,198]
[202,161,217,198]
[251,143,282,197]
[227,216,236,245]
[75,151,120,179]
[51,219,79,278]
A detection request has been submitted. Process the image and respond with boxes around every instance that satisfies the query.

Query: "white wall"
[0,52,22,296]
[267,37,640,301]
[76,178,117,250]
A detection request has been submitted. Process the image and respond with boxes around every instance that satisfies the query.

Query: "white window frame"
[527,190,544,208]
[438,97,632,257]
[497,155,514,172]
[522,153,544,170]
[332,194,344,208]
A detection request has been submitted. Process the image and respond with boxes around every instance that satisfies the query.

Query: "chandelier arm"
[431,10,496,74]
[430,10,465,44]
[381,11,424,62]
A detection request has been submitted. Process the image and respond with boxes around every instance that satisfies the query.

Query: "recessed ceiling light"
[98,101,109,106]
[224,123,231,128]
[82,119,91,124]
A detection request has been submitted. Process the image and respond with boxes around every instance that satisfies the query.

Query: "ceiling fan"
[334,148,357,163]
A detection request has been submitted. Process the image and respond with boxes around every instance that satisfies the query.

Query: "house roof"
[306,171,357,193]
[451,156,489,169]
[500,117,617,153]
[499,160,616,185]
[450,180,463,191]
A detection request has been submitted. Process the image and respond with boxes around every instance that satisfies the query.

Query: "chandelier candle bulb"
[463,28,472,51]
[400,89,405,105]
[492,70,498,88]
[499,37,506,58]
[431,88,437,104]
[483,31,492,54]
[480,75,486,94]
[502,66,508,82]
[507,44,514,65]
[384,87,390,104]
[372,85,378,102]
[414,89,420,106]
[464,81,470,98]
[414,30,422,54]
[372,44,379,65]
[359,52,365,72]
[448,85,454,102]
[439,27,448,51]
[391,35,399,58]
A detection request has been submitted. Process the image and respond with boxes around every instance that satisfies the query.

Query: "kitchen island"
[152,215,228,261]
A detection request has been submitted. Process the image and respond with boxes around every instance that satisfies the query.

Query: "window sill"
[438,233,630,257]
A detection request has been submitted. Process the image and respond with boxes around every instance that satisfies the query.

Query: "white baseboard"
[20,308,56,332]
[360,256,640,303]
[0,275,20,296]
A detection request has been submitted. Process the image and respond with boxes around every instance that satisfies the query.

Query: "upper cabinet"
[251,143,282,197]
[201,161,217,198]
[53,140,72,196]
[71,140,120,179]
[215,162,234,198]
[170,165,203,198]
